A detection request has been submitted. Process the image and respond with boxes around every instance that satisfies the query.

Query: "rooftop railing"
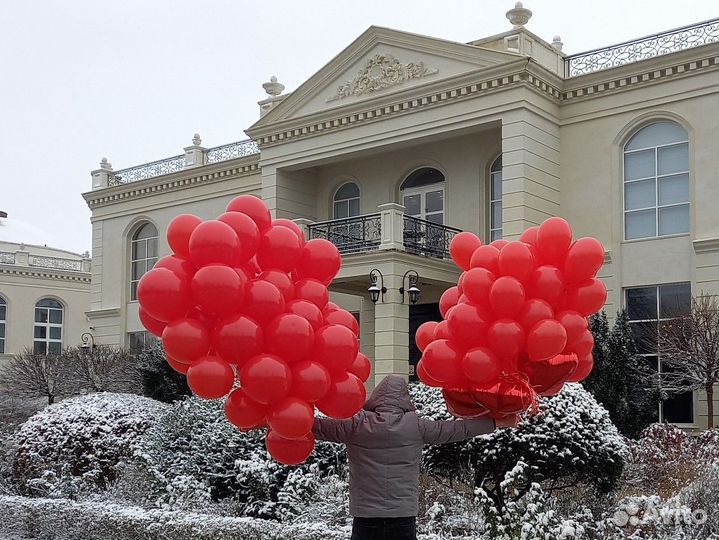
[111,139,260,186]
[564,18,719,77]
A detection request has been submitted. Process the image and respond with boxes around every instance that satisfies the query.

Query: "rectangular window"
[625,282,693,424]
[128,331,156,352]
[33,304,63,355]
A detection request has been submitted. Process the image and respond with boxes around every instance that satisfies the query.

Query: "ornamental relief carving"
[326,54,438,102]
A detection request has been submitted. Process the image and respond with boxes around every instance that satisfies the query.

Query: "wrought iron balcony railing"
[111,139,260,185]
[308,214,382,255]
[565,18,719,77]
[403,215,461,259]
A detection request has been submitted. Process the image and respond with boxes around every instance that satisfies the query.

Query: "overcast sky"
[1,0,716,254]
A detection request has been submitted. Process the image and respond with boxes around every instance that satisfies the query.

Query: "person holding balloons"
[313,375,518,540]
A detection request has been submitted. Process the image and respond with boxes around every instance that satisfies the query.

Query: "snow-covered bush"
[624,423,719,498]
[133,396,345,519]
[419,383,627,510]
[135,340,191,403]
[12,393,168,497]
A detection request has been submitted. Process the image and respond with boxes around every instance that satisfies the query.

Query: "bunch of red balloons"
[136,195,370,465]
[416,217,606,418]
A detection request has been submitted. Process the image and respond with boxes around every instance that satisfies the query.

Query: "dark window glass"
[659,283,692,318]
[629,321,658,354]
[33,341,46,354]
[400,168,445,190]
[663,392,694,423]
[626,287,658,320]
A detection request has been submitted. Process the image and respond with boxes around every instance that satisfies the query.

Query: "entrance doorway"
[408,303,442,381]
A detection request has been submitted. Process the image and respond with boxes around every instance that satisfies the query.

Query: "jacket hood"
[363,375,416,414]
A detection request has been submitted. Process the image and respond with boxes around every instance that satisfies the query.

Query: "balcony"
[306,203,461,261]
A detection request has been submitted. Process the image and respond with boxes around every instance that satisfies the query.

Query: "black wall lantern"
[368,268,387,304]
[400,270,421,304]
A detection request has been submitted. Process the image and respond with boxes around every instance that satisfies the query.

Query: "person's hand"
[495,414,519,429]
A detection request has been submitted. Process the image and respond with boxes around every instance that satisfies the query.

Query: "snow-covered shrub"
[624,423,718,498]
[420,383,627,510]
[133,396,345,519]
[675,461,719,538]
[135,340,191,403]
[12,393,168,497]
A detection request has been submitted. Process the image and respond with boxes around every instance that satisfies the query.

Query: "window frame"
[489,156,503,241]
[33,298,64,355]
[332,182,361,220]
[624,282,694,424]
[0,296,6,354]
[130,222,159,301]
[623,122,690,241]
[127,331,156,352]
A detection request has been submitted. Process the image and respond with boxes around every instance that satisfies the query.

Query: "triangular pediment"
[250,26,522,130]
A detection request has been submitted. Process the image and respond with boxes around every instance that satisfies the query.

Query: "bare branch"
[64,345,142,394]
[0,348,72,405]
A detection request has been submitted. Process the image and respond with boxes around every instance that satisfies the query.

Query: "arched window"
[400,167,445,224]
[333,182,360,219]
[131,222,158,300]
[489,156,503,241]
[0,296,6,354]
[624,121,689,240]
[34,298,63,355]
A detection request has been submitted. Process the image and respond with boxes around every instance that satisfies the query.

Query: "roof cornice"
[0,265,91,284]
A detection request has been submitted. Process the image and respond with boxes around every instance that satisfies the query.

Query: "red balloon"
[489,276,525,318]
[556,310,588,348]
[421,339,463,386]
[267,397,314,439]
[167,214,203,259]
[314,325,359,372]
[434,320,452,340]
[567,353,594,382]
[490,239,509,250]
[526,319,568,361]
[447,303,492,348]
[537,217,573,265]
[286,299,324,331]
[498,241,535,283]
[519,353,578,394]
[256,225,302,272]
[348,352,372,382]
[568,329,594,357]
[291,360,331,402]
[155,255,196,282]
[187,355,235,399]
[266,430,315,465]
[416,321,438,352]
[265,313,315,363]
[225,388,267,430]
[462,347,501,384]
[563,237,605,283]
[294,278,329,310]
[139,306,166,337]
[417,361,443,388]
[244,257,261,277]
[439,286,460,318]
[273,218,306,244]
[243,280,286,326]
[470,245,500,274]
[324,302,340,314]
[211,314,263,366]
[137,267,191,322]
[189,220,241,267]
[241,354,292,405]
[450,232,482,271]
[565,278,607,316]
[526,265,566,306]
[316,372,366,419]
[487,319,525,362]
[218,211,260,263]
[443,389,489,418]
[518,299,554,332]
[297,239,342,285]
[259,269,294,302]
[520,226,539,246]
[162,317,210,363]
[462,267,496,306]
[226,195,272,233]
[191,264,246,319]
[166,355,190,374]
[325,309,360,337]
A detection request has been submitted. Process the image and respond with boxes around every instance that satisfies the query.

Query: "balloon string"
[500,371,540,416]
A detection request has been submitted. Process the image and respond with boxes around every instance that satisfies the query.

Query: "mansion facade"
[82,8,718,430]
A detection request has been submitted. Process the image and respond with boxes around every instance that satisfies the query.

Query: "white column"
[373,271,410,385]
[378,203,406,252]
[184,133,207,168]
[90,158,114,190]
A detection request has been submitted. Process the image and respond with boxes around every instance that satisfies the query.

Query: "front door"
[408,303,442,381]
